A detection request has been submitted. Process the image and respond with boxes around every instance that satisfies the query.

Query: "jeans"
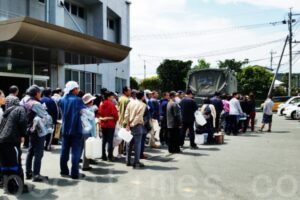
[180,122,196,147]
[126,124,143,164]
[102,128,115,159]
[26,134,46,176]
[60,134,82,178]
[45,123,56,150]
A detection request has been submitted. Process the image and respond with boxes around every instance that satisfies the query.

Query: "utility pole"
[288,8,293,96]
[270,50,276,70]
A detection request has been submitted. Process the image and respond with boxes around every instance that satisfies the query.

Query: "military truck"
[187,68,237,103]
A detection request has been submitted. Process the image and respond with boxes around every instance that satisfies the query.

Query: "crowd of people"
[0,82,274,195]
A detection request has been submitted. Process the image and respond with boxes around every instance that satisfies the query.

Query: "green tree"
[237,65,273,99]
[193,59,210,69]
[139,76,161,91]
[130,77,139,90]
[218,59,248,73]
[157,59,192,92]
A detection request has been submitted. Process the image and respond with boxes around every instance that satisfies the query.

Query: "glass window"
[96,74,102,94]
[64,1,70,11]
[78,7,85,19]
[108,19,115,30]
[65,69,71,82]
[79,55,85,64]
[72,54,79,64]
[72,70,79,82]
[65,52,71,64]
[38,0,45,3]
[71,4,77,16]
[85,73,92,93]
[80,72,85,92]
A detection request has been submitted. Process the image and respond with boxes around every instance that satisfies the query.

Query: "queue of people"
[0,82,274,195]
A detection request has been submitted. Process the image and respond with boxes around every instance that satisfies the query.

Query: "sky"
[129,0,300,79]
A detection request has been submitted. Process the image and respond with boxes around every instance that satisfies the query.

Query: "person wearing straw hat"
[59,81,86,179]
[80,93,98,171]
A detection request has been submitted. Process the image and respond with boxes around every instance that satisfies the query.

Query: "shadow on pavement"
[270,131,290,134]
[48,178,79,187]
[147,155,175,162]
[17,188,58,200]
[181,152,209,157]
[89,168,128,175]
[145,165,179,171]
[194,147,220,151]
[83,176,118,183]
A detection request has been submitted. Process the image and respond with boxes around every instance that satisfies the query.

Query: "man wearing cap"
[60,81,86,179]
[179,90,198,149]
[24,85,49,182]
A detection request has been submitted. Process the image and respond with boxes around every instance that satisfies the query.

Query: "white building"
[0,0,131,95]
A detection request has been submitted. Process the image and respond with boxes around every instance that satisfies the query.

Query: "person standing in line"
[175,90,184,104]
[221,94,230,134]
[41,88,58,151]
[240,95,251,133]
[210,92,223,132]
[167,91,182,154]
[0,96,30,194]
[179,90,198,149]
[81,93,97,171]
[99,91,119,162]
[124,91,147,168]
[59,81,86,179]
[148,90,160,148]
[259,95,274,132]
[24,86,49,182]
[159,92,170,146]
[5,85,20,111]
[200,98,217,144]
[117,86,132,158]
[248,93,256,132]
[228,92,243,136]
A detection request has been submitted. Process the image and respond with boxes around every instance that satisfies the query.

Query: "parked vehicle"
[283,102,300,120]
[261,96,290,112]
[277,96,300,115]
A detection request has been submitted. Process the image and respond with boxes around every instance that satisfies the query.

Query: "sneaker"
[82,167,93,171]
[101,157,108,161]
[133,162,145,169]
[60,173,70,178]
[126,162,132,167]
[89,160,97,165]
[190,145,199,149]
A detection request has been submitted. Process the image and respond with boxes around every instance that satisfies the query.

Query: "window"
[108,19,115,30]
[80,72,85,92]
[71,4,77,15]
[72,71,79,82]
[65,69,71,82]
[64,1,70,11]
[78,7,84,19]
[38,0,45,3]
[85,73,92,93]
[95,74,102,94]
[71,54,79,64]
[115,77,126,94]
[65,52,71,64]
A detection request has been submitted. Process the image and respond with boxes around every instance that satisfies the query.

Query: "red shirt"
[98,100,119,128]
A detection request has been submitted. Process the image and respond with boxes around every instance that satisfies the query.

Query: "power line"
[139,38,285,60]
[131,21,285,41]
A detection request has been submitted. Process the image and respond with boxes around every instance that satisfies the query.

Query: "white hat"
[144,89,153,94]
[64,81,79,95]
[82,93,96,104]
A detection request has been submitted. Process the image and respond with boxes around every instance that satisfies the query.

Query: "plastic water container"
[195,133,208,145]
[85,136,102,159]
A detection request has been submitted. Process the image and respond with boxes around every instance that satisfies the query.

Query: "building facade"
[0,0,131,95]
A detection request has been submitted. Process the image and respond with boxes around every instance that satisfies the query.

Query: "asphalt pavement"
[1,113,300,200]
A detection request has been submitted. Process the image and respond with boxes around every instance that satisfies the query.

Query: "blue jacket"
[41,96,58,124]
[159,99,169,118]
[148,98,160,121]
[60,94,86,135]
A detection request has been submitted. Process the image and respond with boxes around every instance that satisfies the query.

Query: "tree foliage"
[218,59,248,73]
[157,59,192,92]
[139,76,161,91]
[237,65,273,98]
[130,77,139,90]
[193,59,210,70]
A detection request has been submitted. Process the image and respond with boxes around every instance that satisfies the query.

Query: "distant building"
[0,0,131,96]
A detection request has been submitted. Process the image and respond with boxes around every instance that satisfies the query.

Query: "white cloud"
[129,0,295,79]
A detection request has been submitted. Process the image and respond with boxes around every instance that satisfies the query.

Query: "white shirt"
[263,98,274,115]
[229,97,243,115]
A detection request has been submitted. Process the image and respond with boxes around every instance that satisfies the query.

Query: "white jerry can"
[85,136,102,159]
